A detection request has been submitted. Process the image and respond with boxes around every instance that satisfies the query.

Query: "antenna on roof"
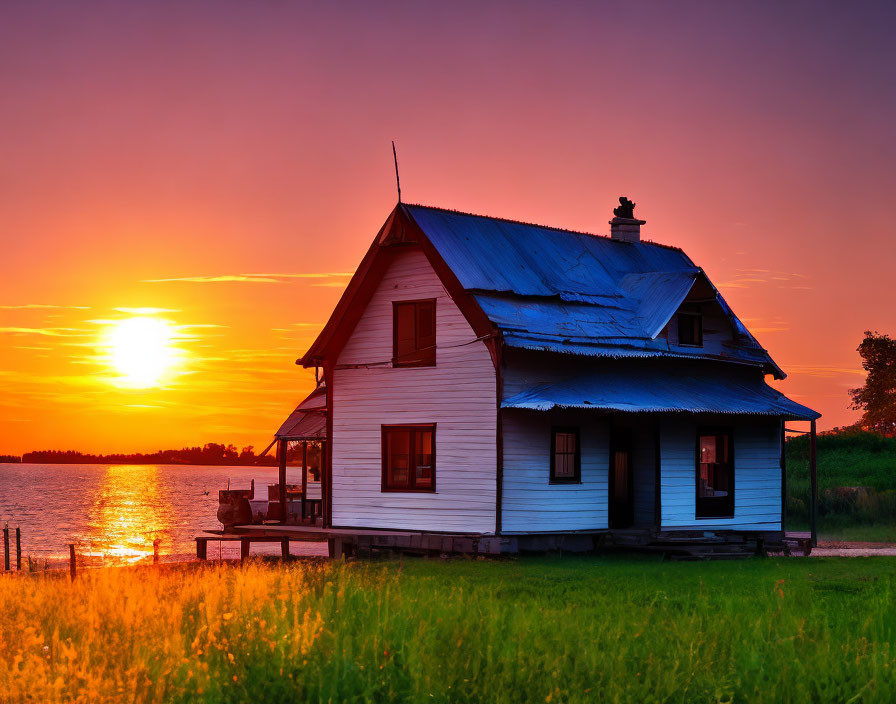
[392,140,402,203]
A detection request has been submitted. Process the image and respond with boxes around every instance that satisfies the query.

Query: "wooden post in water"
[2,526,8,571]
[809,419,818,548]
[15,527,21,571]
[240,538,250,562]
[69,544,77,581]
[281,537,290,561]
[153,539,160,565]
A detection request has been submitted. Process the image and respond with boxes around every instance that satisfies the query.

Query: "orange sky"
[1,1,893,454]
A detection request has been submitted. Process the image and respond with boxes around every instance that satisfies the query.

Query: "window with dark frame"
[550,427,581,483]
[393,299,436,367]
[696,430,734,518]
[678,312,703,347]
[382,425,435,491]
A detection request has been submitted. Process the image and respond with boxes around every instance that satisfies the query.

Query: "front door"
[610,430,634,528]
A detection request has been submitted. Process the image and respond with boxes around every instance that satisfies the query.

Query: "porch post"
[278,438,287,525]
[779,420,787,531]
[301,441,308,522]
[809,419,818,547]
[653,418,662,529]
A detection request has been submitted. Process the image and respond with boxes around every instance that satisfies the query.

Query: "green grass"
[2,556,896,703]
[786,430,896,540]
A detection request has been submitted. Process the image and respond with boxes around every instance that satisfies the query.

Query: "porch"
[499,360,821,542]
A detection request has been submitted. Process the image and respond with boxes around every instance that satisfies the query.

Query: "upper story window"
[678,312,703,347]
[550,427,581,483]
[393,299,436,367]
[696,430,734,518]
[382,424,435,492]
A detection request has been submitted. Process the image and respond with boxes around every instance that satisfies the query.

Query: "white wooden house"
[281,199,819,554]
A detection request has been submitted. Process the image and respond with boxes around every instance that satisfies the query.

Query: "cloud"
[737,268,808,279]
[0,326,85,337]
[113,307,181,315]
[142,272,353,284]
[719,268,810,290]
[0,304,89,310]
[785,364,865,378]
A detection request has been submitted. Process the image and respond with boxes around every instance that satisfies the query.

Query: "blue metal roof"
[502,362,819,420]
[403,204,783,377]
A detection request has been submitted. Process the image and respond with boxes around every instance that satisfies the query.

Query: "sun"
[106,317,177,388]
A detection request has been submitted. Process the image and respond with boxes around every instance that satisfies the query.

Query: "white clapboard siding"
[501,409,610,533]
[332,248,497,533]
[660,418,782,530]
[305,481,322,500]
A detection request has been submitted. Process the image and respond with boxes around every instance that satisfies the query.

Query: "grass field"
[786,431,896,541]
[1,556,895,703]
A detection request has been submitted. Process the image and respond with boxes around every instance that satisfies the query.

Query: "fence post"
[69,544,76,581]
[3,526,8,571]
[15,527,21,571]
[153,539,160,565]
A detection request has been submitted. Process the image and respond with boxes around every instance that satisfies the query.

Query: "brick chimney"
[609,196,645,243]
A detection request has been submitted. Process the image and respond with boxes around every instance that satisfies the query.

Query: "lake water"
[0,463,327,566]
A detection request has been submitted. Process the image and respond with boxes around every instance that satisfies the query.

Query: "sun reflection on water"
[87,465,170,564]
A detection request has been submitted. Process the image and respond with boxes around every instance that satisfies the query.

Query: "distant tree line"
[20,443,279,466]
[0,455,21,463]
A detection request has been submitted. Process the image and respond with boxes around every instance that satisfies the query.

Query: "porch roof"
[501,366,820,420]
[275,410,326,440]
[274,385,328,440]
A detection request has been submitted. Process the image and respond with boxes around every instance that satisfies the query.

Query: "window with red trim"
[393,299,436,367]
[696,430,734,518]
[550,427,581,483]
[382,425,435,491]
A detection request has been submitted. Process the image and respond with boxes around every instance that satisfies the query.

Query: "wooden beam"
[809,419,818,547]
[281,537,290,560]
[196,537,208,560]
[780,419,787,531]
[654,418,662,529]
[301,441,308,522]
[278,438,287,525]
[324,364,334,528]
[2,526,8,571]
[494,338,504,535]
[240,538,250,562]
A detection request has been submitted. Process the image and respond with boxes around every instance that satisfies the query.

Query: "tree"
[849,330,896,436]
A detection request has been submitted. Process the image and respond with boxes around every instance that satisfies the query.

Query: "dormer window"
[393,299,436,367]
[678,312,703,347]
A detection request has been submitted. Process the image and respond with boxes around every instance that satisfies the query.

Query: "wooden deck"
[196,525,811,561]
[197,524,508,559]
